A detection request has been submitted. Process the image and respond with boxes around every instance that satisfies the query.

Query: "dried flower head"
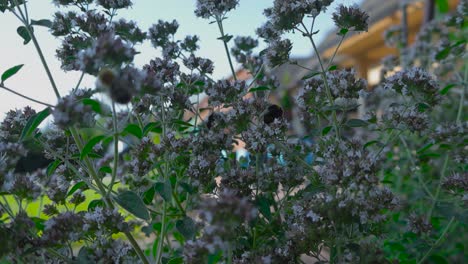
[266,38,292,67]
[96,0,133,9]
[332,4,369,33]
[194,0,239,19]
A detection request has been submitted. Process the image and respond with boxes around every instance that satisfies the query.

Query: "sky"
[0,0,360,118]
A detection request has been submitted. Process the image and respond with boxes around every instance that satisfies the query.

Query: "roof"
[318,0,400,53]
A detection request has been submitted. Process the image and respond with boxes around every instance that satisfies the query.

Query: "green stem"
[12,2,148,262]
[326,34,346,70]
[456,62,467,124]
[70,127,150,264]
[155,201,167,264]
[216,15,237,81]
[107,102,119,196]
[399,135,434,199]
[300,22,340,140]
[417,217,455,264]
[0,85,54,107]
[12,0,61,99]
[427,155,449,220]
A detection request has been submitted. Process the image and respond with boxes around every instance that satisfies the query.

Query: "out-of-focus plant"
[0,0,465,263]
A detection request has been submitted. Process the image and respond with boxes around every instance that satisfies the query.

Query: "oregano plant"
[0,0,466,263]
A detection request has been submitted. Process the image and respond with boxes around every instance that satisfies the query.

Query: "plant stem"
[107,101,119,196]
[399,135,434,199]
[326,34,346,69]
[155,201,167,264]
[14,3,149,263]
[216,16,237,81]
[12,0,61,99]
[300,22,340,140]
[0,85,54,107]
[456,62,467,124]
[427,155,449,221]
[417,217,455,264]
[69,127,150,264]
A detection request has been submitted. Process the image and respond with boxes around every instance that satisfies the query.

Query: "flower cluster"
[382,105,429,132]
[52,88,96,128]
[382,68,441,106]
[205,80,247,106]
[194,0,239,19]
[78,31,136,74]
[332,4,369,32]
[265,38,292,67]
[0,106,36,142]
[96,0,132,9]
[184,189,257,262]
[263,0,333,32]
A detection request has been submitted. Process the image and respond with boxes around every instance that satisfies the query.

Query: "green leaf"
[364,140,382,149]
[82,98,103,114]
[328,65,338,71]
[143,122,162,136]
[172,119,193,127]
[1,64,24,83]
[435,0,449,13]
[46,160,61,177]
[99,166,112,174]
[338,28,349,35]
[30,217,46,231]
[31,19,52,28]
[17,26,31,45]
[301,71,320,80]
[248,86,270,93]
[87,199,104,211]
[167,257,184,264]
[154,180,172,202]
[345,119,369,128]
[20,107,51,140]
[435,46,451,60]
[256,195,272,221]
[429,255,448,264]
[217,34,233,42]
[67,181,86,197]
[123,124,143,139]
[417,142,434,154]
[80,135,107,160]
[176,216,196,240]
[322,126,332,136]
[143,185,156,205]
[77,247,94,264]
[179,181,196,194]
[115,191,150,221]
[439,84,456,95]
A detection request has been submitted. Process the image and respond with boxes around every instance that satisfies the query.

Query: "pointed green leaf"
[154,180,172,202]
[31,19,52,28]
[301,71,320,80]
[80,135,107,160]
[345,119,369,128]
[439,84,456,95]
[123,124,143,139]
[67,181,87,197]
[176,216,196,240]
[87,199,104,211]
[20,107,51,140]
[248,86,270,93]
[1,64,24,83]
[115,191,150,221]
